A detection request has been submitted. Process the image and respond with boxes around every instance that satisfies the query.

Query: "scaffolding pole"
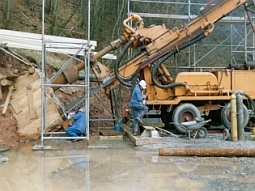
[40,0,91,143]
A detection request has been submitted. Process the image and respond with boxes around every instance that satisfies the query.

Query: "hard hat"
[139,80,146,89]
[78,108,84,112]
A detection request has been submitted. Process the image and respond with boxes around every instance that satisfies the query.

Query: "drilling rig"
[2,0,255,137]
[51,0,255,133]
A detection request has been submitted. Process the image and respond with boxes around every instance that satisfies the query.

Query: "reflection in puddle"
[1,140,255,191]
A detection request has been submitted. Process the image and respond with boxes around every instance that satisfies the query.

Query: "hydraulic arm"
[51,0,250,96]
[49,0,255,130]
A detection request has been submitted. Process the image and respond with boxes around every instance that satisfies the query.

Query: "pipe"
[50,36,127,90]
[89,36,126,65]
[123,14,144,34]
[245,61,255,69]
[230,93,238,142]
[227,63,245,70]
[159,64,173,82]
[79,73,98,82]
[51,14,143,90]
[158,148,255,157]
[236,92,244,141]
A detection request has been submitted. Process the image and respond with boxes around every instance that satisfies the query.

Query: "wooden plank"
[99,135,123,140]
[154,126,179,138]
[142,122,165,128]
[26,85,38,120]
[10,74,63,138]
[0,84,2,99]
[122,124,163,146]
[2,86,13,115]
[143,126,155,130]
[10,100,22,114]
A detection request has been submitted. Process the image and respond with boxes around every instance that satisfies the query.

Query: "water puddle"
[0,139,255,191]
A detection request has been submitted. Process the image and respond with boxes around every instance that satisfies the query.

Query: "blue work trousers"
[66,127,82,137]
[131,106,146,132]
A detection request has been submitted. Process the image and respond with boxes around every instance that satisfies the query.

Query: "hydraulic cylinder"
[230,93,238,142]
[236,92,244,141]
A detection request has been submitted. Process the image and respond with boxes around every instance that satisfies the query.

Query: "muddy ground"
[1,134,255,191]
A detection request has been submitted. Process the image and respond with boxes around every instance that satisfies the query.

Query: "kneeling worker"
[66,108,86,137]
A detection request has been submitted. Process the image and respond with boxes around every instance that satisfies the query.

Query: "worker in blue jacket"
[130,80,149,136]
[66,108,86,137]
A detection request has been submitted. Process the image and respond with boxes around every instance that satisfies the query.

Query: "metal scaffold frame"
[127,0,255,70]
[40,0,91,143]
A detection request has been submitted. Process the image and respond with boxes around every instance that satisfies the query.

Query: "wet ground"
[1,135,255,191]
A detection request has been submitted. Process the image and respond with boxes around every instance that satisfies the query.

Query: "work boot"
[71,139,83,143]
[136,117,143,124]
[133,131,138,136]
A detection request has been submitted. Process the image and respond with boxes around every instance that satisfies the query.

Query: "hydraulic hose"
[151,50,184,89]
[115,30,206,89]
[242,92,255,116]
[114,40,137,87]
[151,33,206,89]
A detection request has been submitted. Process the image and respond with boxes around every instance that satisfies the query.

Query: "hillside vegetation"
[0,0,251,69]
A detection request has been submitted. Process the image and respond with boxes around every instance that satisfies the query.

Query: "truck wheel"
[172,103,201,134]
[220,102,249,130]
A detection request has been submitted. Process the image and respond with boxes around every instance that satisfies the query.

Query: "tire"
[196,127,207,138]
[221,102,249,130]
[160,107,179,133]
[172,103,201,134]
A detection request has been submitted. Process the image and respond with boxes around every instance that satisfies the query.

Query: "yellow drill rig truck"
[51,0,255,133]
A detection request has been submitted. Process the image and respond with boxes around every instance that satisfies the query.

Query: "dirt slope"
[0,49,130,148]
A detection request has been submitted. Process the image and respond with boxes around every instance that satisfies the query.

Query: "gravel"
[136,131,255,191]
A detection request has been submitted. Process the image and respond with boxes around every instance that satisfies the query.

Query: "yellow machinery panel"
[174,72,218,96]
[232,70,255,96]
[213,70,231,91]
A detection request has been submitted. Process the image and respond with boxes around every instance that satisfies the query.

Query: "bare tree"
[45,0,53,14]
[5,0,10,20]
